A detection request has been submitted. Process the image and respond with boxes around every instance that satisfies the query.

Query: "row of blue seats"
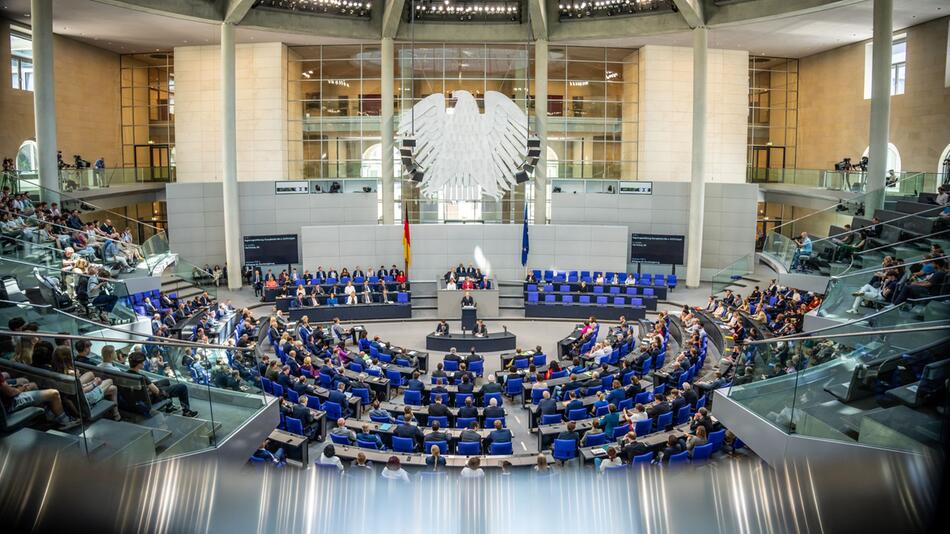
[532,270,677,288]
[334,433,516,456]
[402,389,503,408]
[527,293,648,306]
[526,284,660,295]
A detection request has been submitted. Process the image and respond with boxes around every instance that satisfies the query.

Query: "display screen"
[243,234,299,266]
[630,233,685,265]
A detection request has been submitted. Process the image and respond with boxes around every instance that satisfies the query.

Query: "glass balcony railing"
[10,177,175,276]
[10,167,174,196]
[0,300,268,464]
[816,255,950,321]
[759,172,943,274]
[748,167,938,195]
[0,256,139,326]
[711,253,755,295]
[727,319,950,454]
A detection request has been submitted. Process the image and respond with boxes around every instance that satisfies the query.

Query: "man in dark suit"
[457,374,475,394]
[646,393,672,419]
[356,423,384,449]
[682,383,699,408]
[481,375,502,394]
[458,396,478,418]
[564,390,584,412]
[670,389,687,414]
[394,414,424,450]
[444,348,462,363]
[292,375,315,397]
[276,366,295,389]
[460,421,483,446]
[556,421,580,446]
[606,380,626,407]
[484,397,505,419]
[289,396,314,427]
[690,408,714,436]
[424,420,449,444]
[327,382,350,417]
[427,396,451,418]
[473,320,488,337]
[660,435,684,463]
[620,431,650,463]
[435,320,449,336]
[465,348,482,365]
[431,363,447,381]
[430,379,448,402]
[143,297,158,316]
[488,419,512,444]
[538,390,558,416]
[406,372,425,392]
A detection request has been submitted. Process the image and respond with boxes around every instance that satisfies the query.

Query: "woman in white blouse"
[344,281,357,305]
[317,444,344,471]
[381,456,410,482]
[460,457,485,479]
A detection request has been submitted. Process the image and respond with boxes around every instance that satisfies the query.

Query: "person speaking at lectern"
[461,292,475,307]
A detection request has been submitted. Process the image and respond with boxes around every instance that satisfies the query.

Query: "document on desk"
[379,423,394,432]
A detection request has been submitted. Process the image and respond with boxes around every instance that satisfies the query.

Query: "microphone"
[503,325,508,333]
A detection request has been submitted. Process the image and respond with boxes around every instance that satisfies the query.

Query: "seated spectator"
[252,439,285,465]
[460,457,485,479]
[52,345,120,420]
[381,456,410,483]
[598,447,623,472]
[317,444,344,471]
[425,444,446,470]
[329,417,356,444]
[128,352,198,417]
[1,377,79,429]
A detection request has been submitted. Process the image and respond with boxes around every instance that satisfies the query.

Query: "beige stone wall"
[174,42,288,183]
[0,18,120,165]
[797,16,950,174]
[637,45,749,183]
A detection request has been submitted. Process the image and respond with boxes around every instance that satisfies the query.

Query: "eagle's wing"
[396,93,447,184]
[481,91,530,198]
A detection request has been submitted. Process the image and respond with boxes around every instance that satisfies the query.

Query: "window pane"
[892,40,906,64]
[10,33,32,60]
[11,58,19,89]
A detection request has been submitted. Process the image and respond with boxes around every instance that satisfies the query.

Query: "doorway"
[133,144,172,181]
[749,145,786,183]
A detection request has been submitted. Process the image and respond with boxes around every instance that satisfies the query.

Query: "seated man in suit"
[430,363,448,381]
[427,395,451,418]
[458,396,479,419]
[646,393,672,420]
[619,431,650,463]
[488,419,512,444]
[424,420,449,444]
[430,378,449,401]
[406,371,425,392]
[538,390,558,416]
[328,417,356,444]
[327,382,351,418]
[435,320,449,336]
[457,374,475,394]
[556,421,580,447]
[368,400,394,422]
[564,390,584,412]
[465,348,483,365]
[394,414,424,450]
[460,421,483,449]
[481,374,502,394]
[473,320,488,338]
[484,397,505,419]
[356,423,384,449]
[444,348,462,363]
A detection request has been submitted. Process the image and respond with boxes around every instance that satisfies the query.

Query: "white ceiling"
[0,0,946,57]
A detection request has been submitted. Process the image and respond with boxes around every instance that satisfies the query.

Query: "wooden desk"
[334,445,551,469]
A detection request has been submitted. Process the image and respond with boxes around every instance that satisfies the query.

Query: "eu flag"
[521,204,529,267]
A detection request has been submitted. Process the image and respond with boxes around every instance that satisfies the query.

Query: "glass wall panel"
[120,52,175,173]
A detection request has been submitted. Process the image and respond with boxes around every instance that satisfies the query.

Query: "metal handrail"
[746,324,950,345]
[18,176,165,233]
[809,204,945,247]
[768,171,929,234]
[0,299,253,352]
[0,255,130,285]
[854,228,950,256]
[828,254,950,281]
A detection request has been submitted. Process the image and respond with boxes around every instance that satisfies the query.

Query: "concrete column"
[381,37,395,225]
[221,23,242,289]
[533,39,548,224]
[866,0,893,211]
[686,27,708,289]
[30,0,58,202]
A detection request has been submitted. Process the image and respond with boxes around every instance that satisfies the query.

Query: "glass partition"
[711,253,755,295]
[0,300,267,463]
[59,167,175,193]
[728,323,949,453]
[816,255,950,321]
